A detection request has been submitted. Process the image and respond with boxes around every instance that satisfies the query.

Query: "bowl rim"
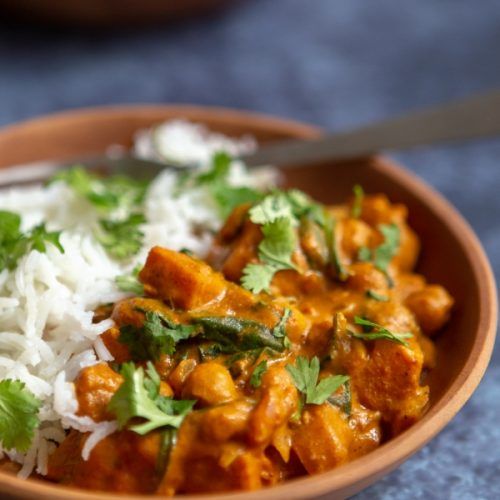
[0,104,497,500]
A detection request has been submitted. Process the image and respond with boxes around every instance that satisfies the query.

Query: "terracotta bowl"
[0,0,235,28]
[0,106,496,499]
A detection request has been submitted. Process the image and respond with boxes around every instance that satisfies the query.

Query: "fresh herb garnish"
[250,360,268,388]
[0,210,64,272]
[366,290,389,302]
[286,356,349,405]
[241,263,277,294]
[179,152,262,218]
[96,213,145,260]
[272,308,292,349]
[115,265,144,295]
[51,167,149,259]
[351,184,364,218]
[119,310,196,361]
[358,223,400,282]
[350,316,413,346]
[193,316,284,354]
[241,192,303,293]
[51,166,149,213]
[0,379,41,452]
[107,362,194,435]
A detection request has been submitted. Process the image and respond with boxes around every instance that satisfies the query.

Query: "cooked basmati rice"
[0,120,277,477]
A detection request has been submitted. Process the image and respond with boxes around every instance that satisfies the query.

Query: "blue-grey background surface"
[0,1,499,498]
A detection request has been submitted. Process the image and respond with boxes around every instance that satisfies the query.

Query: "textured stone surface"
[0,1,499,497]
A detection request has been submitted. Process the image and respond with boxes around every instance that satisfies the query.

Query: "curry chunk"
[292,404,352,473]
[140,247,227,310]
[47,430,160,494]
[75,363,122,422]
[405,284,454,334]
[43,187,454,497]
[248,365,298,446]
[157,404,272,495]
[182,362,238,407]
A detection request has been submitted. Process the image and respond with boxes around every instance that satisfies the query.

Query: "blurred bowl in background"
[0,0,237,28]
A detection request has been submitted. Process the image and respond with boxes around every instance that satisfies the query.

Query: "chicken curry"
[45,187,453,495]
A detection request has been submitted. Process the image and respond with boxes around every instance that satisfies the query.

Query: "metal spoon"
[2,88,500,185]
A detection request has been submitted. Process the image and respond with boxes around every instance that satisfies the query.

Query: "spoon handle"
[244,89,500,167]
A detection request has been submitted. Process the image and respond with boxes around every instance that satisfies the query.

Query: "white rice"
[0,120,277,477]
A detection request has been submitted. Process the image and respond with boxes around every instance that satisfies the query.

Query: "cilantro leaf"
[27,224,64,254]
[0,211,64,272]
[0,379,41,452]
[119,311,196,361]
[178,152,263,218]
[258,218,298,270]
[241,263,277,294]
[357,223,400,274]
[51,166,149,213]
[351,184,364,218]
[286,356,349,405]
[350,316,413,346]
[373,224,400,272]
[96,213,145,260]
[358,246,372,262]
[195,151,232,185]
[248,192,294,225]
[107,363,194,435]
[250,360,268,388]
[211,184,263,218]
[115,265,144,295]
[242,193,301,293]
[0,210,21,244]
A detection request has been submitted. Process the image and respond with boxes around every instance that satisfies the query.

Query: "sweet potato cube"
[139,247,227,310]
[292,404,351,473]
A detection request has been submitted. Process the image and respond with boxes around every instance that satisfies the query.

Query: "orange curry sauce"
[46,191,453,495]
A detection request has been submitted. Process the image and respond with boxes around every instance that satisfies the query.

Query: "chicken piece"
[140,247,228,310]
[405,284,454,334]
[75,363,123,422]
[182,362,238,407]
[292,404,352,473]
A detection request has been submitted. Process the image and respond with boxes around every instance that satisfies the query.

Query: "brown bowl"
[0,105,496,499]
[0,0,235,28]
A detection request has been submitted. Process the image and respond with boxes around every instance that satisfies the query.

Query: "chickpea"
[340,219,376,261]
[405,285,454,334]
[346,262,388,293]
[182,362,237,407]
